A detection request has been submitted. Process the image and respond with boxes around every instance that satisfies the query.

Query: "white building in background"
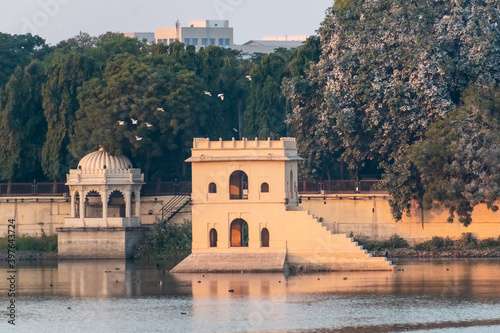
[125,20,308,54]
[123,32,155,44]
[155,19,233,50]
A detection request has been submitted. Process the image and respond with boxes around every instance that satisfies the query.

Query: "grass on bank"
[352,232,500,252]
[0,231,57,252]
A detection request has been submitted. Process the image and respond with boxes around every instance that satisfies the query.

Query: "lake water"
[1,258,500,332]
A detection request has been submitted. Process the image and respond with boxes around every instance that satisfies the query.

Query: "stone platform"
[56,226,148,259]
[170,251,287,273]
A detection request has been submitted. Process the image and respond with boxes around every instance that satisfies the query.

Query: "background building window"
[201,38,208,46]
[260,182,269,193]
[218,38,224,46]
[169,38,175,44]
[208,182,217,193]
[191,38,198,46]
[225,38,230,46]
[184,38,191,45]
[209,38,216,45]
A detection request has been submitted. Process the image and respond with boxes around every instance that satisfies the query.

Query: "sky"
[0,0,333,45]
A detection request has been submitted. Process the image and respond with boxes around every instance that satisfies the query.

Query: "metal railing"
[0,179,385,197]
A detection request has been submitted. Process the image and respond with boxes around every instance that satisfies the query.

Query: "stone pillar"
[124,190,132,218]
[70,190,76,218]
[80,190,86,226]
[102,190,109,226]
[134,189,141,219]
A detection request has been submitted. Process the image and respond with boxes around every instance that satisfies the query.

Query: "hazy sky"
[0,0,333,45]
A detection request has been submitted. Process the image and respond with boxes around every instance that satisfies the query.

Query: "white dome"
[77,147,133,172]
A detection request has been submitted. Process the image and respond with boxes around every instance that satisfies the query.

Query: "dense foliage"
[134,219,192,260]
[1,0,500,226]
[287,0,500,225]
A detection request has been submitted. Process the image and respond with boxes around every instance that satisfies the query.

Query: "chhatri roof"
[77,147,133,172]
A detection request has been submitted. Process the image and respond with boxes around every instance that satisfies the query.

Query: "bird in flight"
[135,136,142,141]
[246,75,252,81]
[146,122,153,128]
[218,93,224,100]
[118,120,125,125]
[204,91,212,96]
[131,118,138,125]
[157,107,164,112]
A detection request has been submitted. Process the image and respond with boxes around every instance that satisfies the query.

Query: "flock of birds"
[116,75,252,141]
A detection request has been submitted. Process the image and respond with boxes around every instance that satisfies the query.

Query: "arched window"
[261,228,269,247]
[229,170,248,200]
[208,182,217,193]
[290,170,294,199]
[260,182,269,193]
[230,219,249,247]
[209,228,218,247]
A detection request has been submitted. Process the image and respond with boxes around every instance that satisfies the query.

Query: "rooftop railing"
[0,180,385,197]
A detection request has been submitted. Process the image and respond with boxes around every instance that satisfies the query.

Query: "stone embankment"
[373,248,500,258]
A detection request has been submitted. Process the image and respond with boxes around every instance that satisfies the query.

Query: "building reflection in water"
[2,259,500,300]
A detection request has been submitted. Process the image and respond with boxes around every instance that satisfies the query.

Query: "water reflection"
[1,259,500,332]
[1,258,499,300]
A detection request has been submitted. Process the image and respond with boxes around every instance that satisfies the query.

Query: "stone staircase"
[285,209,394,271]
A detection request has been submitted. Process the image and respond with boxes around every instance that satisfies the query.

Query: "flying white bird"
[135,136,142,141]
[146,122,153,127]
[246,75,252,81]
[233,128,238,132]
[204,91,212,96]
[131,118,138,125]
[218,93,224,100]
[118,120,125,125]
[157,107,164,112]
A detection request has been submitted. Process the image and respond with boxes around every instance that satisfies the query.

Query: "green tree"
[0,61,47,181]
[0,33,48,87]
[410,86,500,226]
[41,50,97,181]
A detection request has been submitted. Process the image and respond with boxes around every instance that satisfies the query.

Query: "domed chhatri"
[78,147,132,173]
[60,147,146,259]
[65,147,145,227]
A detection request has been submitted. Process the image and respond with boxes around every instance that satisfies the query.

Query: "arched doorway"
[108,190,126,217]
[261,228,269,247]
[230,219,249,247]
[209,228,218,247]
[229,170,248,199]
[85,190,102,218]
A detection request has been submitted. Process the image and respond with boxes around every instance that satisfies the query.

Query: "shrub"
[455,232,478,250]
[478,237,499,248]
[135,219,192,260]
[383,234,409,249]
[414,236,454,251]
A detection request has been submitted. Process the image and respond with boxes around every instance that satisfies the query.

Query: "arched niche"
[108,190,126,217]
[209,228,218,247]
[208,182,217,194]
[85,190,102,218]
[229,170,248,200]
[74,191,81,218]
[260,182,269,193]
[230,218,249,247]
[261,228,270,247]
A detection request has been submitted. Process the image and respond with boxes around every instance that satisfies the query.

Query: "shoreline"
[2,249,500,261]
[372,248,500,258]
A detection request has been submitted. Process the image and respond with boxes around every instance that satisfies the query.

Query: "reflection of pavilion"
[57,148,147,258]
[172,138,393,272]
